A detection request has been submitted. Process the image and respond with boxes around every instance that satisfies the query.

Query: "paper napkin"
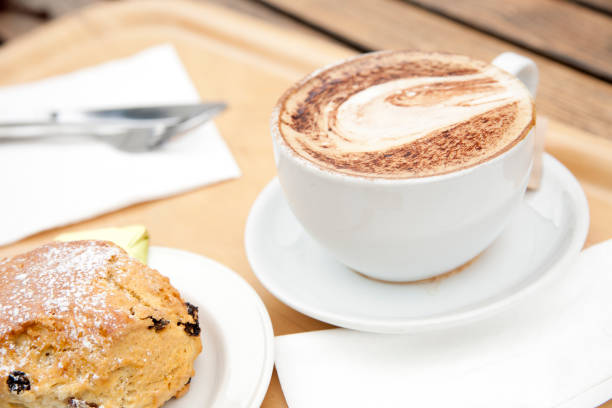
[0,44,240,246]
[275,239,612,408]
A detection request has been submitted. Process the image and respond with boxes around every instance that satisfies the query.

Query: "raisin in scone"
[0,241,202,408]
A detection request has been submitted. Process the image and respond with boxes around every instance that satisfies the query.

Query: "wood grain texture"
[200,0,333,38]
[571,0,612,15]
[6,0,99,16]
[259,0,612,142]
[0,1,609,406]
[0,11,44,41]
[405,0,612,81]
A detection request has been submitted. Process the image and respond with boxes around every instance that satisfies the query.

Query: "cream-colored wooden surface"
[0,1,610,406]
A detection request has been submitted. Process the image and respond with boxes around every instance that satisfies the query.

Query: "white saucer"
[245,154,589,333]
[149,247,274,408]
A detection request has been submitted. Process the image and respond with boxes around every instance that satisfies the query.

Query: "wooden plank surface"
[405,0,612,81]
[0,11,44,42]
[259,0,612,143]
[571,0,612,15]
[205,0,325,32]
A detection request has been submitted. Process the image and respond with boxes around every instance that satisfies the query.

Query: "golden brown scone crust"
[0,241,202,408]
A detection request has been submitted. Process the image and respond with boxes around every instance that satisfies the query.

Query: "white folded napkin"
[275,239,612,408]
[0,44,240,246]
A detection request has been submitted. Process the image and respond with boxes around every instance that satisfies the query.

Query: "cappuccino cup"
[271,51,538,282]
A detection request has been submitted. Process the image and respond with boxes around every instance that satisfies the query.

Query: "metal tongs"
[0,103,227,152]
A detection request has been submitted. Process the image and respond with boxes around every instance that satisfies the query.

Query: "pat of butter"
[56,225,149,264]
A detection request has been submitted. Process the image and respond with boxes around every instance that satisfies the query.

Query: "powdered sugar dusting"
[0,241,133,363]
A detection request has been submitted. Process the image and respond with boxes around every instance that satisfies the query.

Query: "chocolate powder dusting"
[287,56,474,134]
[276,50,534,178]
[300,102,518,176]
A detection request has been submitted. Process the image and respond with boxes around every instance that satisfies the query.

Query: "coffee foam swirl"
[276,51,534,178]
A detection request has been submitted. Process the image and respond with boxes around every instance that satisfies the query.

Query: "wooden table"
[0,1,610,407]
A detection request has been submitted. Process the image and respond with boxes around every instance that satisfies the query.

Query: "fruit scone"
[0,240,202,408]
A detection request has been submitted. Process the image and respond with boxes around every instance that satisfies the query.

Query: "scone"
[0,241,202,408]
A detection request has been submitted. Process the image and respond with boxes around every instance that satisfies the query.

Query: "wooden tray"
[0,1,610,406]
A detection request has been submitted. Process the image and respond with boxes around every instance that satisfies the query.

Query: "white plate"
[149,247,274,408]
[245,154,589,333]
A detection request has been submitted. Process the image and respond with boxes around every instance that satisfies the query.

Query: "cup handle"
[492,52,539,98]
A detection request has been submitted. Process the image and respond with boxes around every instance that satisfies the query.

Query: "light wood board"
[406,0,612,81]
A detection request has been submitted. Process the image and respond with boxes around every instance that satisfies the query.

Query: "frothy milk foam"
[275,51,534,178]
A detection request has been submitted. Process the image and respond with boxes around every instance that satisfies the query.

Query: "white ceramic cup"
[272,52,538,282]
